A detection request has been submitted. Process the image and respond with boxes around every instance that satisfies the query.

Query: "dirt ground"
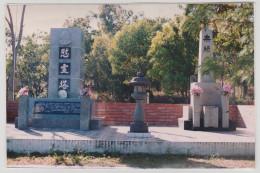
[6,152,255,168]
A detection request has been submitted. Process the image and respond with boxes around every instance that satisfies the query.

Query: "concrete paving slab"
[6,123,255,156]
[6,123,255,142]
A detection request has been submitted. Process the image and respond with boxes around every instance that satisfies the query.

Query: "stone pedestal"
[80,96,90,131]
[130,100,148,133]
[183,106,191,120]
[18,95,29,130]
[203,106,219,128]
[192,95,200,127]
[221,95,230,128]
[190,82,222,108]
[130,121,148,133]
[28,98,81,129]
[90,117,105,130]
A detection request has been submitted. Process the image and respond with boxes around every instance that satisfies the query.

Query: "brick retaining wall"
[6,101,18,122]
[7,101,254,128]
[229,105,237,122]
[92,102,188,126]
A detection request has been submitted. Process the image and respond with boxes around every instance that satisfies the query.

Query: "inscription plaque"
[34,101,80,114]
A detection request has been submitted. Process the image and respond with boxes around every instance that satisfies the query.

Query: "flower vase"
[221,94,229,128]
[192,95,200,128]
[80,95,90,130]
[18,95,29,130]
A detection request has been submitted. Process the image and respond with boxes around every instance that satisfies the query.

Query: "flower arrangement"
[222,84,232,95]
[190,86,203,96]
[80,85,92,97]
[17,86,28,97]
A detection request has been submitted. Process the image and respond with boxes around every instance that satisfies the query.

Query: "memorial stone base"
[29,98,81,129]
[90,117,105,130]
[178,82,236,131]
[31,117,80,129]
[130,121,149,133]
[16,98,90,130]
[203,106,218,128]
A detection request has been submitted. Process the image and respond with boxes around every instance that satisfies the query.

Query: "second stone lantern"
[129,71,151,134]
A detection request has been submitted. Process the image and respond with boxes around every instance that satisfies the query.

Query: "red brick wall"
[6,101,18,122]
[92,102,189,126]
[229,105,237,122]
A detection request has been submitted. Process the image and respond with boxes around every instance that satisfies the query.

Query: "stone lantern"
[129,71,151,133]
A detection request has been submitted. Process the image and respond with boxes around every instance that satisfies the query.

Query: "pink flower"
[17,87,28,97]
[222,85,231,95]
[86,89,92,96]
[80,88,92,97]
[190,86,203,96]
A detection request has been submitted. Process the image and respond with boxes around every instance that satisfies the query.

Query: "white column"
[192,95,200,127]
[221,95,230,128]
[198,27,214,83]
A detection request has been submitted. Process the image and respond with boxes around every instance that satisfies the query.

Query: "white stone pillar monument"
[190,27,221,130]
[198,27,214,83]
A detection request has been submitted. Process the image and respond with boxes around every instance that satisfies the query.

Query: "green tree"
[85,34,135,102]
[216,3,254,100]
[16,32,50,98]
[183,3,254,102]
[109,20,162,81]
[63,14,98,55]
[148,16,198,101]
[98,4,139,36]
[85,35,112,93]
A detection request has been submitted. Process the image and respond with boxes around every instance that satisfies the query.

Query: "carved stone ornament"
[59,31,71,46]
[58,89,67,98]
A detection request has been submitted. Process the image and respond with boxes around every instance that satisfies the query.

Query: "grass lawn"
[7,151,255,168]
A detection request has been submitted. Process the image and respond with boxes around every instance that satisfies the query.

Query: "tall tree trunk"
[181,90,185,103]
[221,56,224,87]
[184,90,188,103]
[6,5,26,100]
[8,52,16,100]
[242,81,248,99]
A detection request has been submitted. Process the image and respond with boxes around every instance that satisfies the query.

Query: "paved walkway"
[6,123,255,142]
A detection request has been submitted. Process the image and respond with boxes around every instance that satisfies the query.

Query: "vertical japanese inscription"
[59,47,71,59]
[198,27,214,82]
[59,63,71,75]
[58,79,70,91]
[203,34,211,42]
[202,34,212,53]
[58,47,71,94]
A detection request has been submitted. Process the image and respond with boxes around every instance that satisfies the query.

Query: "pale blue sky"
[6,3,185,36]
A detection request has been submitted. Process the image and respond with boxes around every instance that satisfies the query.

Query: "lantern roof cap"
[129,70,151,86]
